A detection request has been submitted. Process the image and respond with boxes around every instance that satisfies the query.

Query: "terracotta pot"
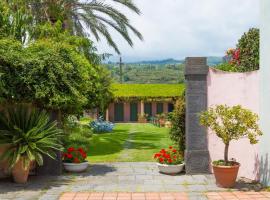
[159,119,165,127]
[212,162,240,188]
[12,158,30,184]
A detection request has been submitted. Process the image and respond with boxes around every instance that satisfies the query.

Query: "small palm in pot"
[0,104,63,183]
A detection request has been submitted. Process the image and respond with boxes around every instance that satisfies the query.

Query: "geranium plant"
[154,146,183,165]
[62,147,87,163]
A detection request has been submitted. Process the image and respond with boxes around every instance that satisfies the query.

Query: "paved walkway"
[59,192,270,200]
[0,162,267,200]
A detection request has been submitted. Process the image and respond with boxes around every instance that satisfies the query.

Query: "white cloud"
[89,0,259,62]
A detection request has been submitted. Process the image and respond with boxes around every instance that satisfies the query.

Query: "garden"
[0,1,269,200]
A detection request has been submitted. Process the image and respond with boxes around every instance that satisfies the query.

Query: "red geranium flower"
[67,153,72,159]
[78,147,84,153]
[73,158,80,163]
[67,147,75,152]
[82,152,87,159]
[154,153,161,158]
[173,149,177,153]
[159,158,164,163]
[169,146,173,149]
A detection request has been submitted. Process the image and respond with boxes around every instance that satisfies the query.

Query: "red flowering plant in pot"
[154,146,184,174]
[62,147,89,172]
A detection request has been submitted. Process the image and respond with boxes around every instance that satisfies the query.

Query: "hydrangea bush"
[90,117,114,133]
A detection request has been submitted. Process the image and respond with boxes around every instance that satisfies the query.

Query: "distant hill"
[207,56,224,66]
[128,58,184,65]
[107,57,224,66]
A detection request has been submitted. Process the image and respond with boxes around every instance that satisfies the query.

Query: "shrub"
[62,147,87,163]
[90,117,114,133]
[200,105,262,165]
[169,99,185,152]
[0,35,113,116]
[154,146,183,165]
[63,119,92,151]
[216,63,239,72]
[237,28,259,71]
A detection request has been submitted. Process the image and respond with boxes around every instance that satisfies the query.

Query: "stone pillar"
[184,57,210,174]
[108,103,114,122]
[140,101,144,115]
[105,109,109,121]
[124,102,130,122]
[260,0,270,186]
[163,102,168,114]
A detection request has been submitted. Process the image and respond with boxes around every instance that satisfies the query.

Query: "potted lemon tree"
[200,105,262,188]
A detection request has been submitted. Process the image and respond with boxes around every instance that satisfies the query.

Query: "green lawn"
[65,123,173,163]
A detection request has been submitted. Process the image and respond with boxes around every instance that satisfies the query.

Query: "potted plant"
[159,113,167,127]
[62,147,88,172]
[138,113,148,123]
[200,105,262,188]
[0,105,63,183]
[154,146,184,174]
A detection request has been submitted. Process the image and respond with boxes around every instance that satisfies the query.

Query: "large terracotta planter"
[12,158,30,184]
[212,162,240,188]
[157,163,185,174]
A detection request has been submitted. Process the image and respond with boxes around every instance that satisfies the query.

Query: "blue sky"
[90,0,259,62]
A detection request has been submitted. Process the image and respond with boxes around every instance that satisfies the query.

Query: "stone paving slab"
[0,162,266,200]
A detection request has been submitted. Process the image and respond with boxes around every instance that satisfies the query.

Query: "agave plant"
[0,104,63,169]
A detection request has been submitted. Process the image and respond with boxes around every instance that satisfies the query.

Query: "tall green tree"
[5,0,143,54]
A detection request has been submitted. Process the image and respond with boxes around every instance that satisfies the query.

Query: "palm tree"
[27,0,143,54]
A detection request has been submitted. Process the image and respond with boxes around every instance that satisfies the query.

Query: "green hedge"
[112,84,185,101]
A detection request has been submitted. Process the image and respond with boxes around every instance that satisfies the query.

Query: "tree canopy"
[0,33,113,115]
[1,0,143,54]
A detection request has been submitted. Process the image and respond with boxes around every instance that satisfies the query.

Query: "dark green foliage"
[63,123,93,151]
[169,99,185,152]
[0,104,63,168]
[0,36,113,115]
[236,28,259,71]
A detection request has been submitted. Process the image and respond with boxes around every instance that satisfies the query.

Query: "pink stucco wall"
[207,68,260,180]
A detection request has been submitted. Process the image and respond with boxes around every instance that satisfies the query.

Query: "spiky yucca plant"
[0,105,63,169]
